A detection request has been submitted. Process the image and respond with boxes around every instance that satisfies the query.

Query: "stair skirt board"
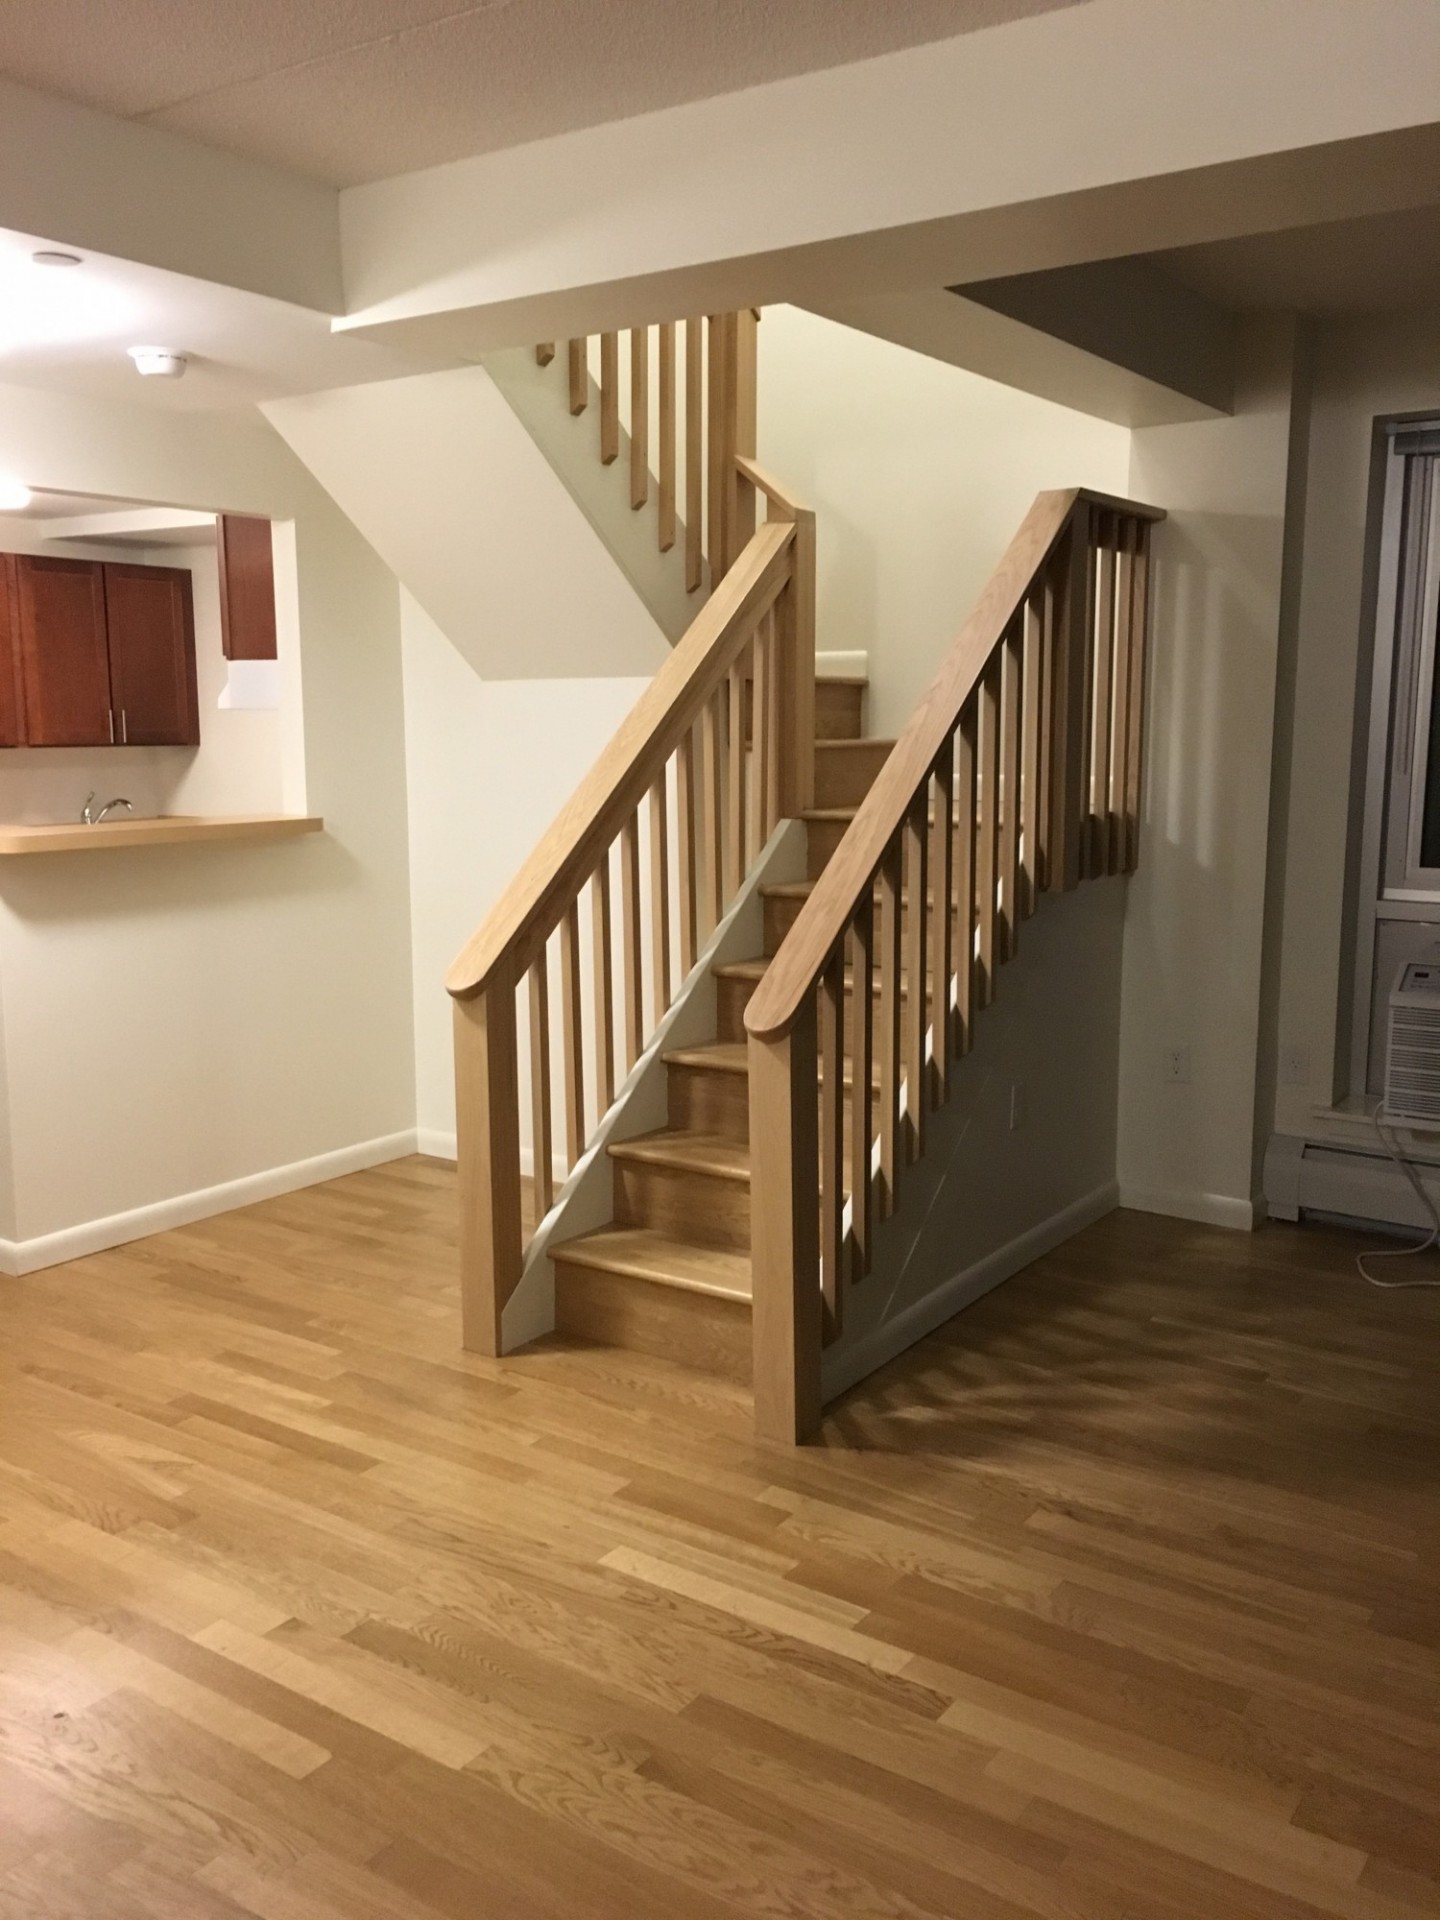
[500,817,808,1353]
[0,1129,421,1277]
[820,1181,1120,1405]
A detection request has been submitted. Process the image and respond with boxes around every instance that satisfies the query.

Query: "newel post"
[452,965,523,1356]
[749,1001,823,1444]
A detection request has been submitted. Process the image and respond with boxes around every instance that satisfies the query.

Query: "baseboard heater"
[1265,1132,1440,1231]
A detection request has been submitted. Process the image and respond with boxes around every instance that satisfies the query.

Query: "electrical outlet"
[1009,1082,1026,1130]
[1164,1045,1191,1085]
[1279,1044,1310,1088]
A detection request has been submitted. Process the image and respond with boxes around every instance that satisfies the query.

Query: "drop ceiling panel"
[0,0,1082,184]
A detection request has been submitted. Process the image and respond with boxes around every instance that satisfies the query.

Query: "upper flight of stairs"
[551,675,881,1382]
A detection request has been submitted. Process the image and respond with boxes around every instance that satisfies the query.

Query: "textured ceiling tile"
[2,0,1084,183]
[0,0,511,117]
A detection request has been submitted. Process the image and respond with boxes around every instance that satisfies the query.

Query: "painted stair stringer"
[485,347,696,644]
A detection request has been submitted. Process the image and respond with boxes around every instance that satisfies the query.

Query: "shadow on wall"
[1118,510,1287,1218]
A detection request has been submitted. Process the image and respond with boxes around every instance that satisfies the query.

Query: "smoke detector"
[128,345,189,380]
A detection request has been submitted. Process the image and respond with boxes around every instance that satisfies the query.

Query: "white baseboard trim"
[821,1181,1119,1404]
[0,1129,419,1277]
[415,1130,571,1185]
[1118,1183,1260,1230]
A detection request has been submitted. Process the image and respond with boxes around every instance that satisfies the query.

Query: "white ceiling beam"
[804,288,1226,430]
[334,0,1440,353]
[0,77,342,312]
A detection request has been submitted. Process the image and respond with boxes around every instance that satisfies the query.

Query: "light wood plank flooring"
[1,1158,1438,1918]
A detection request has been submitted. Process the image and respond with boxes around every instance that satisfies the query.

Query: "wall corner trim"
[0,1130,419,1276]
[820,1179,1120,1405]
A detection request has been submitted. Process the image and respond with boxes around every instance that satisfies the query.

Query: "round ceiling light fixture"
[31,249,83,268]
[127,345,189,380]
[0,475,33,511]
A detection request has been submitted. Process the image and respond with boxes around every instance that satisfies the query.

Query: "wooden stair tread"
[816,673,868,686]
[801,806,859,824]
[608,1128,750,1183]
[551,1226,752,1303]
[814,737,895,754]
[662,1040,749,1075]
[759,880,815,901]
[713,958,771,984]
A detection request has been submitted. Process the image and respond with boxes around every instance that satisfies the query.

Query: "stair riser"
[815,680,864,741]
[719,970,922,1052]
[554,1264,751,1383]
[614,1159,750,1251]
[805,815,852,875]
[716,974,755,1043]
[764,885,937,954]
[763,893,804,954]
[667,1062,750,1143]
[813,740,892,809]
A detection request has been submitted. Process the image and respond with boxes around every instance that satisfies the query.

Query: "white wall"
[1117,318,1301,1227]
[264,366,670,681]
[757,305,1130,736]
[399,590,650,1155]
[0,381,415,1261]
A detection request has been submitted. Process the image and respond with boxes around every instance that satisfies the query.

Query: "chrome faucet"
[82,793,134,825]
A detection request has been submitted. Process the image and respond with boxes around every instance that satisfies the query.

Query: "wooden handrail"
[745,486,1162,1043]
[448,518,795,1002]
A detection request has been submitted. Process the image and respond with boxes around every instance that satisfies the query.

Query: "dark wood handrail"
[744,487,1164,1042]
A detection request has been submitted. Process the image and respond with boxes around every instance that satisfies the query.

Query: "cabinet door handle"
[107,709,114,744]
[120,709,127,745]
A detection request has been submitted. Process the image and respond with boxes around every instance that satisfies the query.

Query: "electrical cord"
[1357,1109,1440,1287]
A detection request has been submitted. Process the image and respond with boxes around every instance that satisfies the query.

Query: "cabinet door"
[216,514,277,660]
[14,555,112,746]
[0,557,23,747]
[104,563,199,747]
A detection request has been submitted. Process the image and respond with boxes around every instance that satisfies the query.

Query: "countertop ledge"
[0,815,324,855]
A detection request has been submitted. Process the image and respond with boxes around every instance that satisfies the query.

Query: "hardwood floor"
[1,1160,1438,1918]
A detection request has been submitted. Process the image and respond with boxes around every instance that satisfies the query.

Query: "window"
[1381,439,1440,896]
[1350,421,1440,1100]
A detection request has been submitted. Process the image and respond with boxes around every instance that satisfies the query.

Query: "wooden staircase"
[551,677,873,1381]
[447,307,1164,1444]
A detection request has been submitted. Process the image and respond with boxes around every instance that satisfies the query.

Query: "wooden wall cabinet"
[2,552,199,749]
[0,557,27,748]
[216,514,278,661]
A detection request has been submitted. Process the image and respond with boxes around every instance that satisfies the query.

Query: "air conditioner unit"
[1384,957,1440,1124]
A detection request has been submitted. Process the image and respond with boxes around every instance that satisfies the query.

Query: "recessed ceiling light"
[128,346,189,380]
[0,476,33,512]
[31,250,82,268]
